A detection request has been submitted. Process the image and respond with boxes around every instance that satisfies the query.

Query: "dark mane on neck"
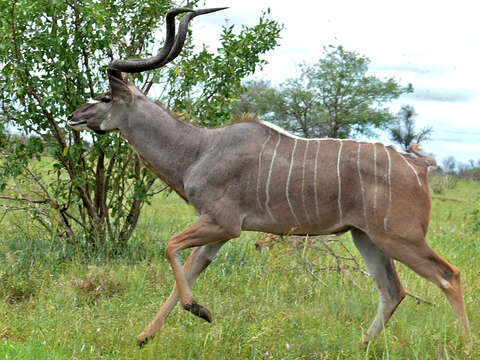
[231,113,261,124]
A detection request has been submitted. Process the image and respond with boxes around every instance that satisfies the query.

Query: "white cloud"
[193,0,480,162]
[405,88,477,103]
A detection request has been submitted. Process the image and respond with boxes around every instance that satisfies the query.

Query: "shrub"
[469,195,480,234]
[429,174,458,194]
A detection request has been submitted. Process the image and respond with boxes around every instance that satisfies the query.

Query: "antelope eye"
[103,96,112,103]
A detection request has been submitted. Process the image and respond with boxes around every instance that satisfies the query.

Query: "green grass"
[0,181,479,359]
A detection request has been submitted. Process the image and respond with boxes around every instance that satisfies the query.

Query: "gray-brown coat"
[67,7,471,348]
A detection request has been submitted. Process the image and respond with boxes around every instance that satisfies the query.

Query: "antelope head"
[67,7,226,134]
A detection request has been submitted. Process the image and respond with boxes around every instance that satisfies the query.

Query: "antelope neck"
[119,103,209,198]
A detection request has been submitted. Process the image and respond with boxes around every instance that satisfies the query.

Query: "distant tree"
[389,105,433,151]
[458,159,480,181]
[273,77,328,138]
[233,79,279,119]
[442,156,457,173]
[468,159,480,169]
[235,45,412,139]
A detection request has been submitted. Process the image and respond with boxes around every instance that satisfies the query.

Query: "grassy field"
[0,181,479,359]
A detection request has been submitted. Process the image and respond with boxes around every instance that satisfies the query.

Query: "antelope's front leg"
[137,241,226,346]
[165,215,240,321]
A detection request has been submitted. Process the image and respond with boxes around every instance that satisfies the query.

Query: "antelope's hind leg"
[379,233,471,340]
[351,229,407,341]
[136,242,226,346]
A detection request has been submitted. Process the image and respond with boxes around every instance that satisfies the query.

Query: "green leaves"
[234,45,412,139]
[165,11,282,127]
[0,1,282,247]
[300,45,412,138]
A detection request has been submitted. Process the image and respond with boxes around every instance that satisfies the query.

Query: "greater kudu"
[67,7,471,347]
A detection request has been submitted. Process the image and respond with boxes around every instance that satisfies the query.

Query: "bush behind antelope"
[429,173,459,194]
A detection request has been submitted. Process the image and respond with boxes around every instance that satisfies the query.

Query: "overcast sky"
[190,0,480,165]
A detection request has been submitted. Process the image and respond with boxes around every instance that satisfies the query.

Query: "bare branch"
[0,196,49,204]
[21,164,52,199]
[405,291,436,306]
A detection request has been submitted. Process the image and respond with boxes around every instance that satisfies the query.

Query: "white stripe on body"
[337,140,344,219]
[357,143,369,231]
[265,133,281,222]
[259,121,381,144]
[383,145,392,231]
[258,121,418,232]
[286,139,301,225]
[256,129,272,212]
[398,153,422,186]
[301,141,311,223]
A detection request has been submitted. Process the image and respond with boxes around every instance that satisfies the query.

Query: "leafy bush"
[469,194,480,234]
[429,174,458,194]
[0,0,282,251]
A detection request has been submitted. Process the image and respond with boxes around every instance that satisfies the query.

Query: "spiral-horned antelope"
[68,7,471,347]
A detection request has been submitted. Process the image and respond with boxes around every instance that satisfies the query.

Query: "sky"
[190,0,480,165]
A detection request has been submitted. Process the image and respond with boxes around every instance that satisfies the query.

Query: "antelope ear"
[108,70,132,102]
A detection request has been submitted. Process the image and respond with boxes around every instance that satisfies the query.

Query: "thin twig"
[281,235,436,306]
[21,164,52,199]
[405,291,436,306]
[0,196,49,204]
[432,196,463,203]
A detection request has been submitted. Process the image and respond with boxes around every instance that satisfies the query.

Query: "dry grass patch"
[68,266,124,305]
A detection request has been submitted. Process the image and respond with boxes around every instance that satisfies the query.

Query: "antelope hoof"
[360,334,373,344]
[136,333,152,348]
[183,301,212,322]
